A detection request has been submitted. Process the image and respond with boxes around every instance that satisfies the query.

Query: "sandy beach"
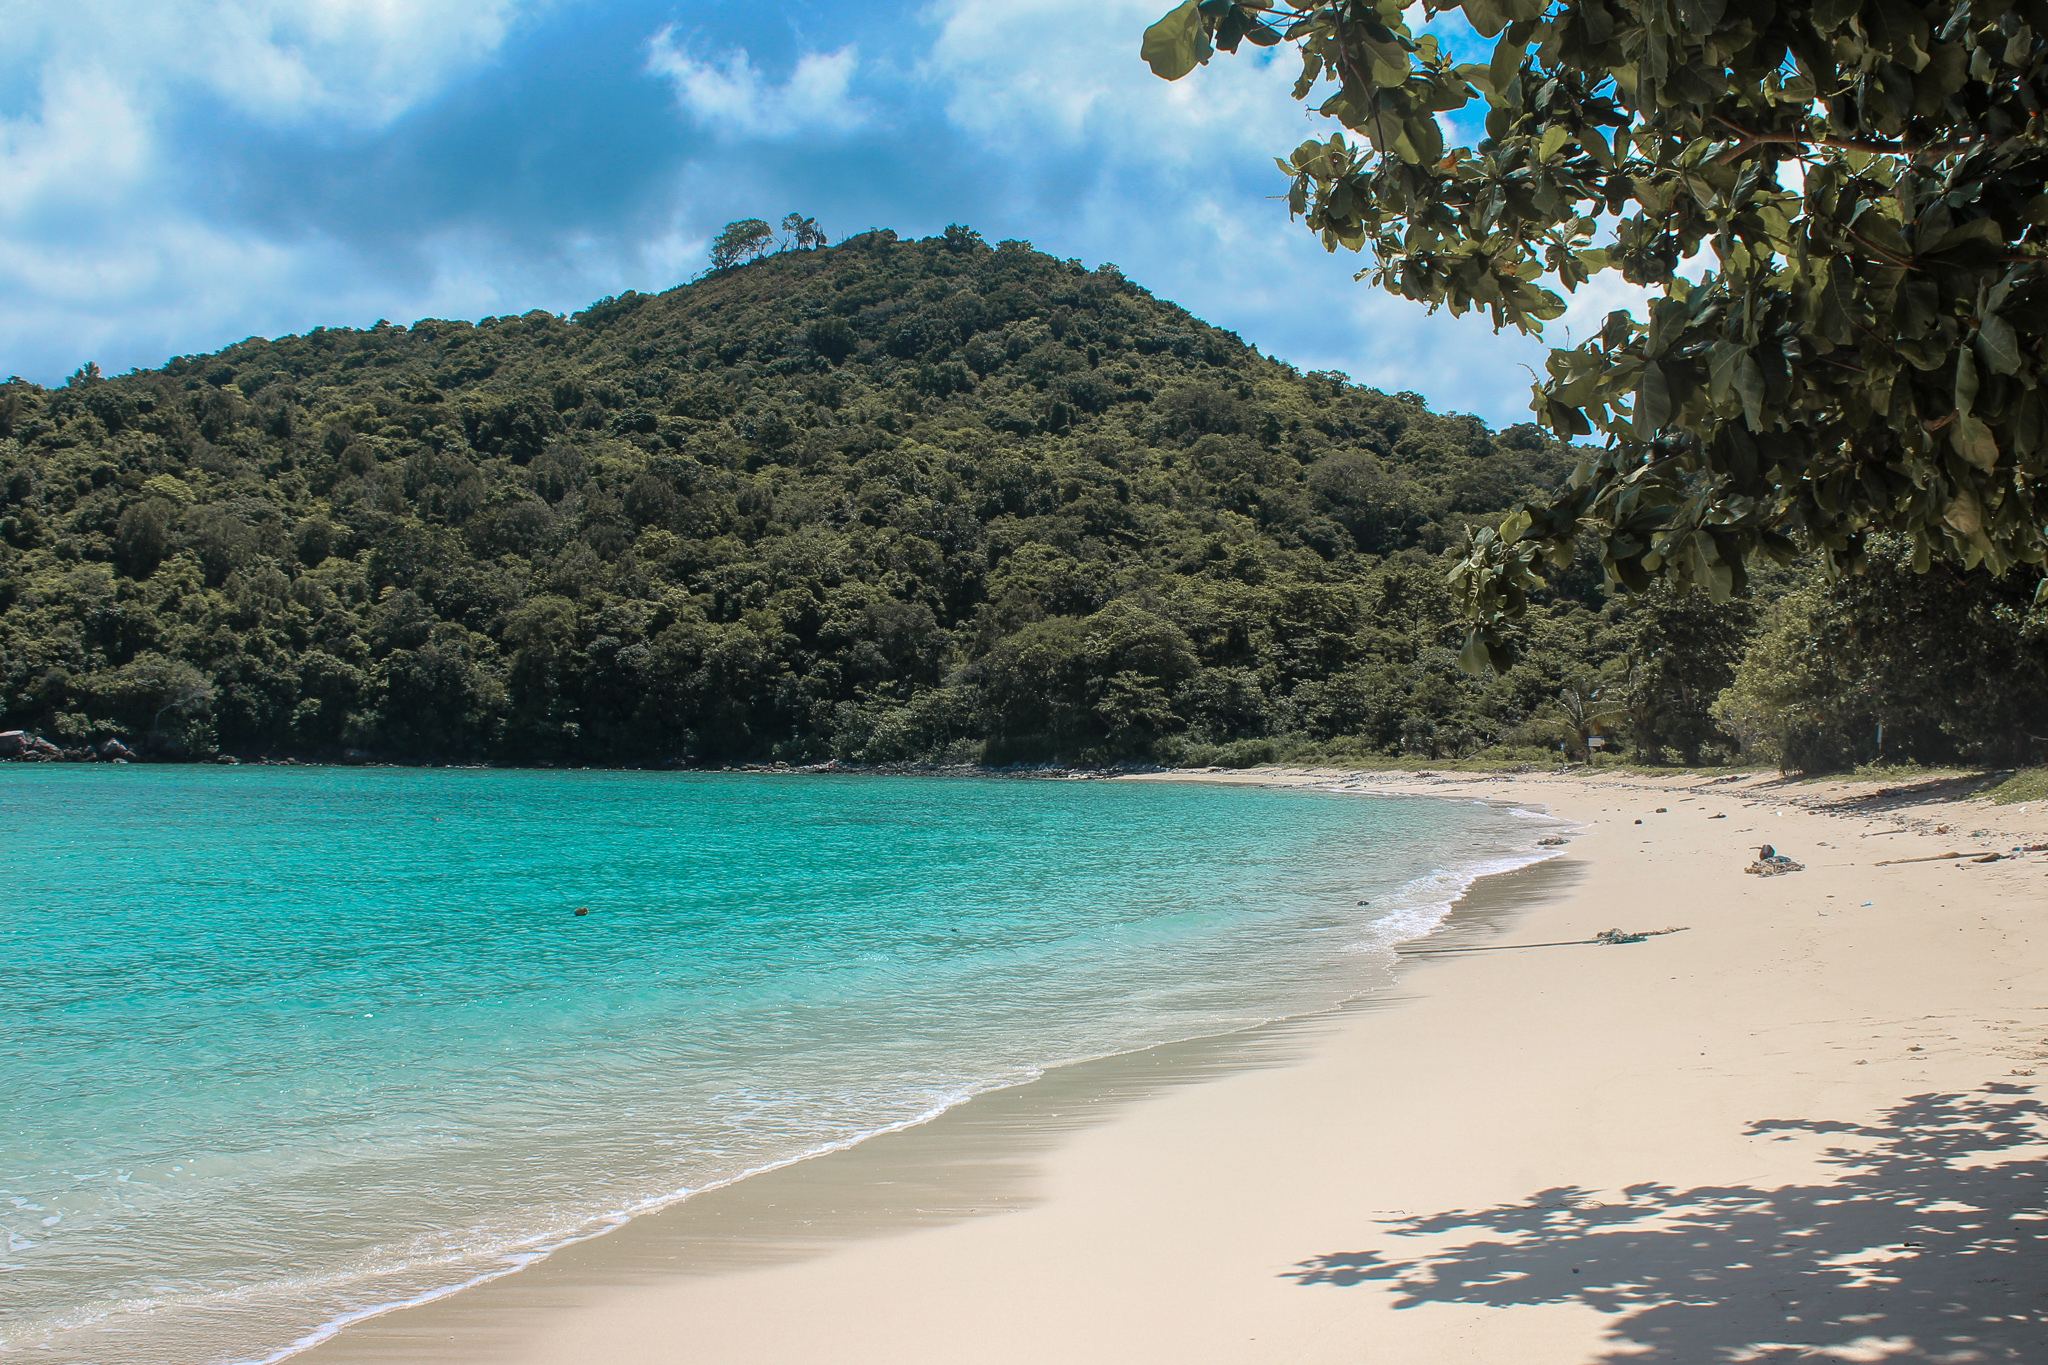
[299,766,2048,1364]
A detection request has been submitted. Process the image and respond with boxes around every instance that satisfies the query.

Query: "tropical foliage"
[1145,0,2048,671]
[0,227,1704,765]
[4,226,2037,767]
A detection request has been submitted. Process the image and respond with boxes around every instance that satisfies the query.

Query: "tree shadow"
[1745,771,2008,816]
[1288,1086,2048,1361]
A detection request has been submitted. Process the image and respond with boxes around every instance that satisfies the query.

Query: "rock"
[1537,835,1567,846]
[214,753,240,765]
[5,733,63,761]
[97,738,137,762]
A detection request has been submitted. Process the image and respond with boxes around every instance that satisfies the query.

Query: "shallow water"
[1,767,1552,1363]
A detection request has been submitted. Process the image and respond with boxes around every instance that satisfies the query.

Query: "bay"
[0,767,1549,1363]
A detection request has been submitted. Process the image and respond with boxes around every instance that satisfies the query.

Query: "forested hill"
[0,229,1766,766]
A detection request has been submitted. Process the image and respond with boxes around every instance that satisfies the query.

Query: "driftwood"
[1398,927,1690,957]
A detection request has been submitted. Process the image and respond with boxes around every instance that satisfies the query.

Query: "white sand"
[302,767,2048,1364]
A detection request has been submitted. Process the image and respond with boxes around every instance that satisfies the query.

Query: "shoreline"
[286,815,1583,1365]
[250,779,1565,1365]
[251,773,2048,1358]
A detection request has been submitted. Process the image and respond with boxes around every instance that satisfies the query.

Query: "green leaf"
[1976,314,2021,375]
[1637,361,1673,431]
[1579,123,1613,168]
[1921,217,2002,257]
[1461,0,1511,38]
[1142,0,1212,80]
[1943,481,1986,533]
[1214,6,1254,52]
[1867,0,1932,69]
[1488,31,1523,97]
[1706,341,1741,404]
[1735,351,1766,430]
[1359,32,1411,87]
[1457,627,1494,674]
[1955,344,1980,417]
[1952,415,2000,471]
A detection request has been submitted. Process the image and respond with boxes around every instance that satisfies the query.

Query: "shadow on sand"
[1288,1086,2048,1362]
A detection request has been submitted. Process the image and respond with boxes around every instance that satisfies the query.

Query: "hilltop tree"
[709,219,775,270]
[1145,0,2048,671]
[781,213,827,250]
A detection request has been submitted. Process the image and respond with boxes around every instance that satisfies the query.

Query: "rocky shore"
[0,731,136,764]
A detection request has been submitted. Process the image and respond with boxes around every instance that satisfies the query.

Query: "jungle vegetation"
[1,226,2041,768]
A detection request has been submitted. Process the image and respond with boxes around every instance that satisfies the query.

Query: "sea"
[1,766,1560,1363]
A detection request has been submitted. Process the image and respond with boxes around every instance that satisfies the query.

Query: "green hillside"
[0,226,2022,769]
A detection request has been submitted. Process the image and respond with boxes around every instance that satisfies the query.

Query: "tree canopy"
[0,230,1646,767]
[1145,0,2048,670]
[6,229,2038,770]
[709,219,776,271]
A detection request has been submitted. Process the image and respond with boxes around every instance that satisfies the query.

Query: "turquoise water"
[1,768,1553,1363]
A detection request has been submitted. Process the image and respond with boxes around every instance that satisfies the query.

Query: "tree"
[1714,537,2048,768]
[781,213,827,250]
[1625,584,1757,761]
[710,219,774,270]
[1553,672,1619,760]
[943,223,987,254]
[1144,0,2048,672]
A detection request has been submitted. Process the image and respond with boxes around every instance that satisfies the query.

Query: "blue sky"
[0,1,1632,425]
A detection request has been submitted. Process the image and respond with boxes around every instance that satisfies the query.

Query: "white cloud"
[913,0,1557,421]
[925,0,1310,156]
[0,0,539,381]
[915,0,1655,423]
[5,1,531,128]
[645,28,868,139]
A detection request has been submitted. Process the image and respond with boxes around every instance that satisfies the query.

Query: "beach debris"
[1973,852,2003,863]
[1399,926,1689,957]
[1746,844,1806,876]
[1875,851,1964,866]
[574,907,590,916]
[1709,813,1727,819]
[1537,835,1567,846]
[1635,818,1643,824]
[1594,927,1687,945]
[1655,807,1668,813]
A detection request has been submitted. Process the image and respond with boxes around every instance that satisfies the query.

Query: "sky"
[0,0,1638,426]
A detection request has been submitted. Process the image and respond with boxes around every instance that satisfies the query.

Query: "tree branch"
[1711,115,1966,164]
